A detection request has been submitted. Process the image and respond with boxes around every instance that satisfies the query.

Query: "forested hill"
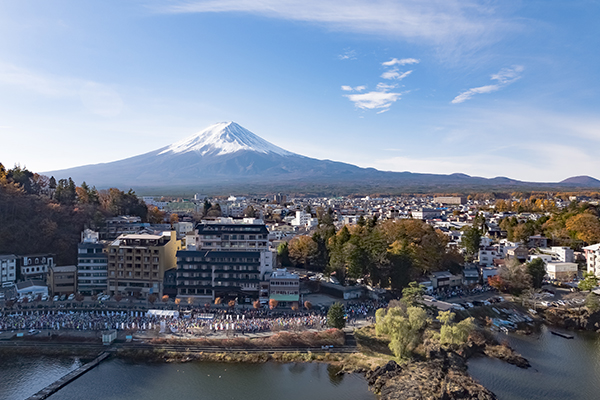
[0,163,149,265]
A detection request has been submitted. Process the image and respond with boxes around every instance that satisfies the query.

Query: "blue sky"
[1,0,599,182]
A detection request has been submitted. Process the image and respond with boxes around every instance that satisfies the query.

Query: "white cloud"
[338,49,357,60]
[376,83,397,90]
[452,65,523,104]
[156,0,511,50]
[341,85,366,92]
[380,69,412,80]
[344,88,402,110]
[382,58,419,66]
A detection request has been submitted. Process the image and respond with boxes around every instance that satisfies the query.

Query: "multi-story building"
[268,268,299,306]
[176,221,275,302]
[434,197,466,205]
[18,254,54,282]
[47,265,77,296]
[176,250,262,301]
[0,254,17,285]
[107,231,180,299]
[411,208,442,220]
[551,246,575,263]
[584,243,600,277]
[291,211,318,228]
[77,230,109,295]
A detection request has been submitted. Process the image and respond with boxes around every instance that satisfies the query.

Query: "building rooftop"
[16,280,47,290]
[51,265,77,272]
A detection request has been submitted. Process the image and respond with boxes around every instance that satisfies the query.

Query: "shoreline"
[0,325,531,400]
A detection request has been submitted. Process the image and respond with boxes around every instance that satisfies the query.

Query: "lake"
[468,325,600,400]
[0,356,375,400]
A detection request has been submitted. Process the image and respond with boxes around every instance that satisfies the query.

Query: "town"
[2,189,599,313]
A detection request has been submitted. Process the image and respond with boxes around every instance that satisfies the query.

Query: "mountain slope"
[559,176,600,186]
[44,122,600,192]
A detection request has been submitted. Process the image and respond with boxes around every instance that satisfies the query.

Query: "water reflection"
[327,364,344,385]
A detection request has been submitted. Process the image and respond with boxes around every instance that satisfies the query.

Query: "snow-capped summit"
[43,121,600,191]
[159,121,292,156]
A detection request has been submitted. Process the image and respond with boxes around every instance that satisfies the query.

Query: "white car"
[67,293,75,301]
[41,295,48,301]
[53,295,59,301]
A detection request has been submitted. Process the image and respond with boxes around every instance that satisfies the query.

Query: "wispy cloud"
[155,0,510,51]
[0,62,124,117]
[0,62,79,97]
[451,65,523,104]
[341,85,366,92]
[381,69,412,80]
[338,49,357,60]
[382,58,419,67]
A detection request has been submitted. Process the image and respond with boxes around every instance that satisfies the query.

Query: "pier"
[25,351,111,400]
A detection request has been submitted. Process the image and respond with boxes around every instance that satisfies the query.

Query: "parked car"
[67,293,75,301]
[41,295,48,301]
[53,295,59,301]
[60,294,66,301]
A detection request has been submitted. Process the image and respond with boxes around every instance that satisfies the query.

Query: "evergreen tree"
[327,302,345,329]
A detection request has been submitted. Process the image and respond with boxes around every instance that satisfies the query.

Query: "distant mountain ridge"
[44,122,600,193]
[559,176,600,186]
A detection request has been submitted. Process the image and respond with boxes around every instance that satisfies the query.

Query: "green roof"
[270,294,299,302]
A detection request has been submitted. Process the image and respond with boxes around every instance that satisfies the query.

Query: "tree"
[161,295,169,303]
[375,306,428,359]
[206,204,222,218]
[253,300,260,309]
[288,235,319,269]
[566,213,600,244]
[243,205,257,218]
[277,242,291,267]
[579,272,599,292]
[304,300,313,310]
[269,299,278,310]
[526,258,547,289]
[461,226,481,261]
[327,302,345,329]
[169,213,179,225]
[496,259,532,295]
[148,294,158,304]
[401,282,425,307]
[438,311,474,346]
[148,206,166,224]
[585,293,600,312]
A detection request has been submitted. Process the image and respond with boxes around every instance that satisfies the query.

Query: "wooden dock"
[550,331,574,339]
[26,352,111,400]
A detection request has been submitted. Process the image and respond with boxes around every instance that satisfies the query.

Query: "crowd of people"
[0,300,387,336]
[432,284,495,301]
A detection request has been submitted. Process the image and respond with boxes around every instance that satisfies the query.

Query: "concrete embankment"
[25,351,110,400]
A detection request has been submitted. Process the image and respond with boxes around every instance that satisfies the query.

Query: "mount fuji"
[45,122,600,193]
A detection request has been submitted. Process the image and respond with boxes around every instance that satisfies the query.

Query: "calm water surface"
[1,357,375,400]
[468,325,600,400]
[0,355,82,400]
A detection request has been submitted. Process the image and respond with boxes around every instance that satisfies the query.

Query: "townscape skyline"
[1,1,599,182]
